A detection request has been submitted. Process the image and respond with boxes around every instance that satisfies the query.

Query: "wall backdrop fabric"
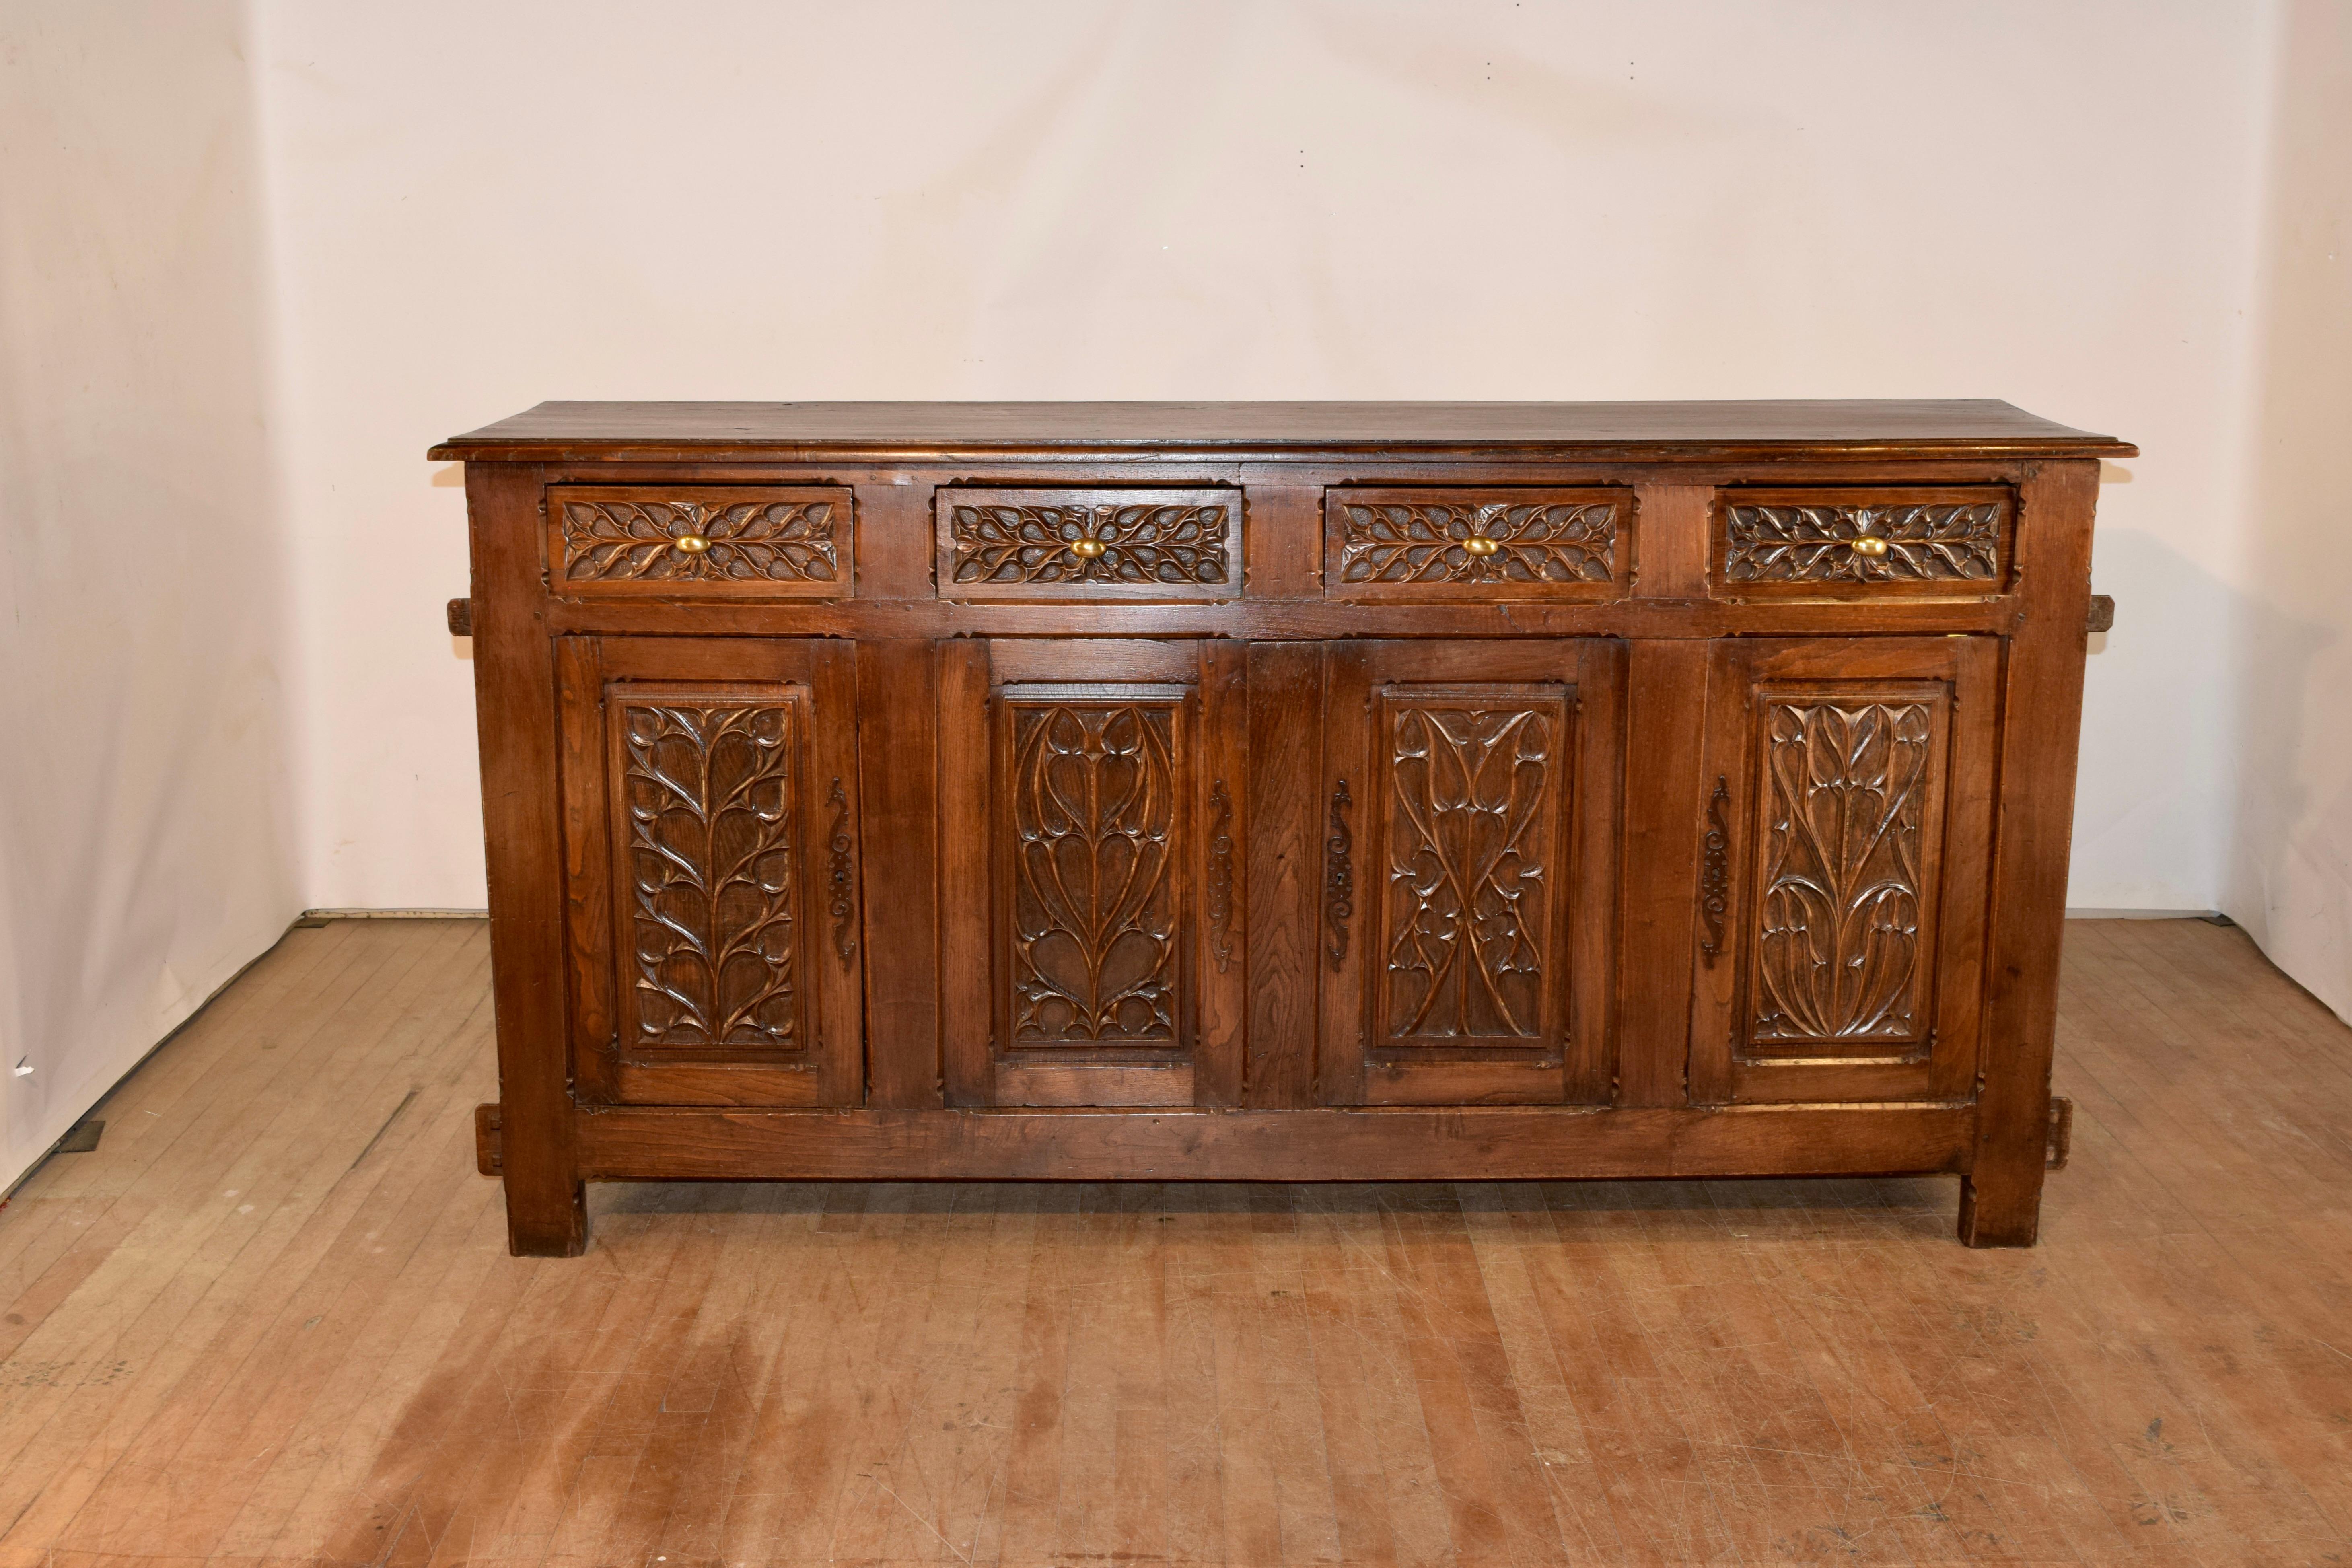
[3,0,2346,1187]
[1,2,300,1187]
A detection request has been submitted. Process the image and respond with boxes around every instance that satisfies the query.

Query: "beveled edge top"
[428,399,2136,463]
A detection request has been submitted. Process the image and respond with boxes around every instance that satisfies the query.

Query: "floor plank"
[0,916,2348,1565]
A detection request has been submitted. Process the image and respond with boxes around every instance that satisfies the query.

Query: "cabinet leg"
[504,1170,589,1257]
[1957,1155,2045,1248]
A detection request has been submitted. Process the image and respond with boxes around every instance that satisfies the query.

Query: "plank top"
[429,399,2135,462]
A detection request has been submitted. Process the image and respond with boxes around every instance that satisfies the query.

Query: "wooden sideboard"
[430,400,2131,1256]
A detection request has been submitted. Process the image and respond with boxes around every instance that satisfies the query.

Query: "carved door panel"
[556,637,863,1107]
[1689,638,1998,1103]
[938,639,1246,1107]
[1316,640,1623,1106]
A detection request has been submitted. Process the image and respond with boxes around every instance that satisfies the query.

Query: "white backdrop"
[254,0,2272,919]
[1,1,299,1184]
[5,0,2346,1188]
[2224,0,2352,1025]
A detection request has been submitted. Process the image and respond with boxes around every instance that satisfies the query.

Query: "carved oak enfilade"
[613,693,802,1052]
[432,399,2131,1256]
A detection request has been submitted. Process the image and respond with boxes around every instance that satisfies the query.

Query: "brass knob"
[672,534,712,554]
[1069,538,1107,558]
[1462,536,1500,557]
[1848,536,1889,558]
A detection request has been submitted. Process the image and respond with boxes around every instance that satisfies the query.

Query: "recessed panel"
[607,683,813,1057]
[1373,685,1571,1054]
[1714,487,2012,599]
[1688,638,1998,1108]
[995,684,1193,1050]
[549,486,852,598]
[1744,693,1947,1052]
[937,488,1241,601]
[1324,488,1626,601]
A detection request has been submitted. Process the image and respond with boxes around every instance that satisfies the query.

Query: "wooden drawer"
[548,485,851,598]
[1713,486,2012,598]
[935,487,1242,601]
[1323,487,1626,601]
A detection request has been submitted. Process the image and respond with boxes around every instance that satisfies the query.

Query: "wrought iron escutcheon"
[1699,775,1731,964]
[826,776,858,968]
[1324,779,1354,970]
[1208,780,1237,975]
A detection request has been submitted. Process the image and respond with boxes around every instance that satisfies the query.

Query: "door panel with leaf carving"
[555,637,864,1107]
[1316,640,1623,1106]
[1689,638,1998,1104]
[938,639,1247,1107]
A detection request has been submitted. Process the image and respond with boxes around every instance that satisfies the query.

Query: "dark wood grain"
[855,641,941,1110]
[539,597,2040,646]
[1960,461,2101,1246]
[1712,486,2015,599]
[464,461,583,1256]
[573,1103,1975,1182]
[431,399,2136,462]
[1322,487,1625,602]
[1613,640,1712,1109]
[937,640,992,1108]
[554,638,867,1113]
[439,402,2120,1252]
[546,484,853,598]
[1244,643,1324,1109]
[1317,640,1617,1107]
[935,486,1241,603]
[1197,640,1249,1107]
[1687,638,1998,1107]
[1567,638,1626,1104]
[1628,482,1712,598]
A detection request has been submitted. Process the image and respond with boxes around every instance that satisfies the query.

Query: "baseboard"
[300,907,489,920]
[2065,907,2227,921]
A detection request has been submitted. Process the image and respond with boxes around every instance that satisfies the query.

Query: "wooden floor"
[1,920,2349,1566]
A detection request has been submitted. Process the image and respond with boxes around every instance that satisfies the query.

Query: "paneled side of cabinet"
[939,639,1247,1107]
[556,637,864,1108]
[1318,639,1623,1106]
[1689,637,1998,1104]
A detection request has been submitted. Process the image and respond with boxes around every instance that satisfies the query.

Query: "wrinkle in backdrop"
[0,0,302,1185]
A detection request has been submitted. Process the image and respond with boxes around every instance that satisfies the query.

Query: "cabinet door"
[1689,637,1998,1103]
[1316,640,1623,1105]
[556,637,864,1107]
[939,639,1246,1107]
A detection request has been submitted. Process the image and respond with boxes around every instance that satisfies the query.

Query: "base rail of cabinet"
[500,1102,1980,1184]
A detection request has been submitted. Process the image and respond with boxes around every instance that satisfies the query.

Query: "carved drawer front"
[555,638,863,1109]
[938,639,1248,1108]
[548,486,852,598]
[1689,638,1999,1105]
[935,488,1241,602]
[1317,640,1623,1107]
[1324,488,1626,601]
[1714,487,2012,597]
